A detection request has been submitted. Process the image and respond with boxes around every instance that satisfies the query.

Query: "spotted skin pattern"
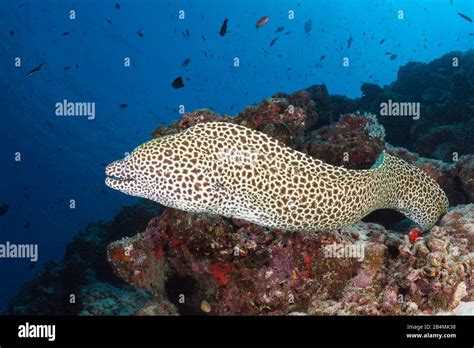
[105,122,448,231]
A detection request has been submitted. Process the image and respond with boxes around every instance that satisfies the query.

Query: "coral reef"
[106,204,472,315]
[8,200,161,315]
[353,50,474,159]
[80,282,151,316]
[304,113,385,169]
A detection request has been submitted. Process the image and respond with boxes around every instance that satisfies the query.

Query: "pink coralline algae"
[151,91,317,149]
[107,202,472,315]
[304,113,385,169]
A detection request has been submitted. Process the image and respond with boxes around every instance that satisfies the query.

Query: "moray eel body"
[105,122,448,231]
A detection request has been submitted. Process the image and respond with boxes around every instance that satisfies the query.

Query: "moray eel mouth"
[105,160,136,189]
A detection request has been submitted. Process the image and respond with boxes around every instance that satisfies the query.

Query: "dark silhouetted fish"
[115,2,120,10]
[275,26,284,33]
[182,57,191,67]
[347,35,353,48]
[120,104,128,109]
[256,16,269,29]
[320,55,326,60]
[390,54,398,60]
[9,30,15,37]
[24,222,31,229]
[304,19,312,33]
[106,18,112,24]
[220,18,229,36]
[172,77,184,89]
[270,37,278,46]
[137,28,144,38]
[0,203,9,216]
[26,62,45,76]
[379,38,385,44]
[64,65,72,70]
[63,31,69,36]
[457,12,472,22]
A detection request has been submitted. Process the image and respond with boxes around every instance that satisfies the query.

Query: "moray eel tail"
[370,151,449,231]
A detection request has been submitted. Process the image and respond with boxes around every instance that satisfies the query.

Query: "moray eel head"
[105,154,143,198]
[105,135,213,211]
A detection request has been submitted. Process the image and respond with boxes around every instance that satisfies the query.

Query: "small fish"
[26,62,45,76]
[269,37,278,47]
[457,12,472,22]
[385,52,392,55]
[172,76,184,89]
[24,222,31,229]
[115,2,120,10]
[202,35,206,41]
[0,203,8,216]
[182,57,191,68]
[256,16,269,29]
[9,30,15,37]
[347,35,353,48]
[320,55,326,61]
[63,31,69,36]
[304,19,312,33]
[275,26,284,33]
[283,31,291,35]
[182,29,190,39]
[137,28,144,38]
[120,103,128,109]
[219,18,228,36]
[390,54,397,60]
[75,64,79,69]
[106,18,112,24]
[379,38,385,45]
[63,65,72,70]
[408,227,420,243]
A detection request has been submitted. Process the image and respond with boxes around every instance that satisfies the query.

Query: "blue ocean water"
[0,0,472,312]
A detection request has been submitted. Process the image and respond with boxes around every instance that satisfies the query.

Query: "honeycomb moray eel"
[105,122,448,232]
